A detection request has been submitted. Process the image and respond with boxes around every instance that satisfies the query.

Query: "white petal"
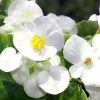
[92,34,100,48]
[47,13,78,34]
[69,63,83,78]
[81,60,100,86]
[0,24,15,33]
[49,55,60,66]
[0,47,22,72]
[85,86,100,100]
[63,35,92,64]
[11,58,30,85]
[58,15,78,34]
[89,14,98,21]
[23,73,46,98]
[47,13,58,20]
[6,0,43,25]
[13,33,57,61]
[37,66,69,95]
[34,16,64,51]
[97,15,100,27]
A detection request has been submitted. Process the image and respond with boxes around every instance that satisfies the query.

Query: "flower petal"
[49,55,60,66]
[58,15,78,34]
[5,0,43,25]
[81,60,100,86]
[23,73,46,98]
[0,47,22,72]
[13,33,57,61]
[11,58,30,85]
[89,14,98,21]
[37,66,69,95]
[92,34,100,48]
[69,63,83,78]
[85,86,100,100]
[34,16,64,51]
[63,35,92,64]
[47,13,78,34]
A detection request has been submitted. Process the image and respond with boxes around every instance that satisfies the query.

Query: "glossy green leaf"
[77,20,98,37]
[0,33,14,53]
[58,82,87,100]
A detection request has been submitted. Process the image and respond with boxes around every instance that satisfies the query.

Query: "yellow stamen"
[26,12,33,17]
[84,57,92,65]
[30,34,45,49]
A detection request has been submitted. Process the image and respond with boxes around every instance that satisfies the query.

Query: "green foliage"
[0,33,14,53]
[61,82,87,100]
[77,20,99,37]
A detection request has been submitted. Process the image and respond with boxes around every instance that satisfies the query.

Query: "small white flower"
[24,72,46,98]
[49,55,60,66]
[4,0,43,26]
[63,34,100,86]
[24,65,69,98]
[85,85,100,100]
[0,47,22,72]
[89,14,100,27]
[13,16,64,61]
[47,13,78,34]
[11,57,30,85]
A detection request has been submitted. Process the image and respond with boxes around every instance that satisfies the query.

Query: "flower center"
[84,57,92,65]
[30,34,45,49]
[26,11,33,17]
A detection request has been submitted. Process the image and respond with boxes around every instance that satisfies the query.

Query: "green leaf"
[64,32,71,42]
[96,29,100,34]
[58,82,87,100]
[45,94,59,100]
[0,15,5,26]
[0,82,9,100]
[0,33,14,53]
[3,81,33,100]
[77,20,98,37]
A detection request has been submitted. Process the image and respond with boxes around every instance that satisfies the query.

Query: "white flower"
[47,13,78,34]
[0,47,22,72]
[24,72,46,98]
[24,65,69,98]
[4,0,43,26]
[89,14,100,27]
[13,16,64,61]
[85,86,100,100]
[49,55,60,66]
[11,57,30,85]
[63,34,100,86]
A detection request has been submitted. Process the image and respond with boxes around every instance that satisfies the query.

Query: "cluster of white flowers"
[0,0,100,99]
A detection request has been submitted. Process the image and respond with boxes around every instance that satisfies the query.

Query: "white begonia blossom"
[4,0,43,26]
[36,66,69,95]
[47,13,78,34]
[63,34,100,86]
[24,65,69,98]
[89,14,100,27]
[85,86,100,100]
[0,47,22,72]
[24,72,46,98]
[13,16,64,61]
[49,55,60,66]
[11,57,30,85]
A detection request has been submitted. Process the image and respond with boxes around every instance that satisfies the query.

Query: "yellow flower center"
[84,57,92,65]
[26,11,33,17]
[30,34,45,49]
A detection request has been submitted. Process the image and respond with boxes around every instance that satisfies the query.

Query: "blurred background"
[0,0,100,23]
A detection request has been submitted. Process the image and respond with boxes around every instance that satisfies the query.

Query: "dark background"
[37,0,100,22]
[0,0,100,22]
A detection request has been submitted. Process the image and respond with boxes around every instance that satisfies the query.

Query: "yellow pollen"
[26,12,33,17]
[30,34,45,49]
[84,57,92,65]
